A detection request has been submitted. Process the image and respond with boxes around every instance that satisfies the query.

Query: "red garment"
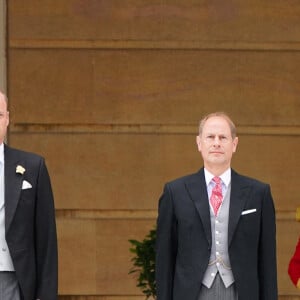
[288,237,300,286]
[210,176,223,215]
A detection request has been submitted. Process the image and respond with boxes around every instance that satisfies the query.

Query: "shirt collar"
[204,167,231,187]
[0,143,4,165]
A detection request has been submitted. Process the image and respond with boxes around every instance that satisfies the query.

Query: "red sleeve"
[288,238,300,286]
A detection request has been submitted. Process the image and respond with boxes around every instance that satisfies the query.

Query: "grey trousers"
[198,273,238,300]
[0,272,21,300]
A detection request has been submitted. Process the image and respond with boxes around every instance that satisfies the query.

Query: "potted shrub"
[129,228,156,299]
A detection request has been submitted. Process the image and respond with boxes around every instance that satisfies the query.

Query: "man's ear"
[196,135,201,152]
[6,111,9,126]
[232,136,238,153]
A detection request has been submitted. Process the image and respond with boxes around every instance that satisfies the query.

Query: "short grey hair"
[198,112,237,138]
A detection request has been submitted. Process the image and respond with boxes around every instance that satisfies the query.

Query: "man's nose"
[213,137,221,145]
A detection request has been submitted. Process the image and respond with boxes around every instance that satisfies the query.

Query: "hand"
[297,278,300,289]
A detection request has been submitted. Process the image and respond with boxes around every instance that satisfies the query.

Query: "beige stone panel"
[57,219,97,294]
[277,219,300,295]
[8,0,300,43]
[8,49,300,125]
[8,132,300,211]
[57,218,154,295]
[0,0,6,92]
[96,219,154,295]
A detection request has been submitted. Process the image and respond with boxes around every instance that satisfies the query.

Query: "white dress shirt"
[0,143,15,271]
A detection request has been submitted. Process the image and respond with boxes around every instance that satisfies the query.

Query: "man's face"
[196,116,238,171]
[0,94,9,144]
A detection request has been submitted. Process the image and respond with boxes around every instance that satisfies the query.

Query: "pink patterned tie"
[210,176,223,216]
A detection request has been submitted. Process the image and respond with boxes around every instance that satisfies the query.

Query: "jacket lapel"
[4,145,24,233]
[228,169,252,247]
[185,169,212,247]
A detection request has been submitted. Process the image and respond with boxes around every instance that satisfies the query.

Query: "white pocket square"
[241,209,257,215]
[22,180,32,190]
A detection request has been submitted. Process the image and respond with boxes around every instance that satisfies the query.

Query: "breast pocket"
[240,209,260,238]
[19,188,36,207]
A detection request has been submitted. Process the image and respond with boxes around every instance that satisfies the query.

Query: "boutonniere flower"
[16,165,26,175]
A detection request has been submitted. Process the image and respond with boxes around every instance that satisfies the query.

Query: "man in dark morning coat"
[0,91,58,300]
[155,112,277,300]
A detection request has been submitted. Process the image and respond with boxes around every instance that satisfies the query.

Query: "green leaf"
[128,227,157,299]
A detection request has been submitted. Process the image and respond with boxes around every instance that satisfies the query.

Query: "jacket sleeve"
[155,184,178,300]
[35,158,58,300]
[258,184,278,299]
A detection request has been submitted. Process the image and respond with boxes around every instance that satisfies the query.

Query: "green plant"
[129,228,156,299]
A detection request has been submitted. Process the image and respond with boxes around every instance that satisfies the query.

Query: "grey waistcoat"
[202,184,235,288]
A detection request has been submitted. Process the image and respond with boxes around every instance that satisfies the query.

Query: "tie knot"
[212,176,221,184]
